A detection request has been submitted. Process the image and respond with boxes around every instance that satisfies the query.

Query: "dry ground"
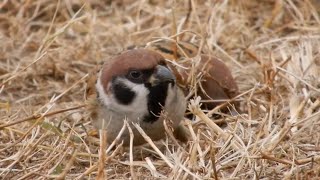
[1,0,320,179]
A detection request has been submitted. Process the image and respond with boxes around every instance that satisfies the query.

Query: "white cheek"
[96,72,111,107]
[117,79,149,115]
[96,75,149,121]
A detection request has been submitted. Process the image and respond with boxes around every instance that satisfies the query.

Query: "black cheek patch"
[112,80,136,105]
[143,83,169,123]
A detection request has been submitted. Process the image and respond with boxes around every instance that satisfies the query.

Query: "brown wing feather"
[197,55,239,109]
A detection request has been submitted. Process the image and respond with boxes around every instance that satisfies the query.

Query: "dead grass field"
[1,0,320,179]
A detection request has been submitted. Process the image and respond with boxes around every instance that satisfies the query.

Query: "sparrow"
[87,49,187,146]
[146,39,239,112]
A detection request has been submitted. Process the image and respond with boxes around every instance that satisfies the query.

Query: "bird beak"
[149,65,175,86]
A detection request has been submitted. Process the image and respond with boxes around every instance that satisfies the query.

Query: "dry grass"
[1,0,320,179]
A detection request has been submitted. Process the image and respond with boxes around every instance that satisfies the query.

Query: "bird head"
[95,49,183,124]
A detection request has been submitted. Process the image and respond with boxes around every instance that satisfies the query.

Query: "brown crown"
[100,49,165,93]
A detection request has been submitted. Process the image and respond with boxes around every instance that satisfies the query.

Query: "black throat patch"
[112,78,136,105]
[143,82,170,123]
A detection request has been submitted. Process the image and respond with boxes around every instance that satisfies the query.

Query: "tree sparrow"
[87,49,187,146]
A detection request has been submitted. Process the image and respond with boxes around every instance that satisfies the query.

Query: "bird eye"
[158,60,167,66]
[129,70,142,79]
